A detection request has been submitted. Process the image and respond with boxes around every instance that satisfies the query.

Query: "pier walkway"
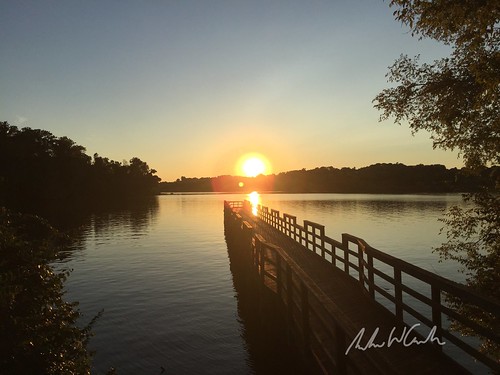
[224,200,499,375]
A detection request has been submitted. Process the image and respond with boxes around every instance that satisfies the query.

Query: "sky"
[1,1,462,181]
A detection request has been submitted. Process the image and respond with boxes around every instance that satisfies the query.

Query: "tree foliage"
[375,0,500,362]
[374,0,500,168]
[0,208,95,374]
[437,192,500,358]
[160,163,496,193]
[0,122,161,216]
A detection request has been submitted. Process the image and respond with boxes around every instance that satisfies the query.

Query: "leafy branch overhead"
[374,0,500,169]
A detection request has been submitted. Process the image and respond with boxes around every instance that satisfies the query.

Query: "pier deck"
[224,200,499,375]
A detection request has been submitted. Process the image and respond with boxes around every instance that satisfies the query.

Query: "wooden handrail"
[231,200,500,373]
[251,229,392,373]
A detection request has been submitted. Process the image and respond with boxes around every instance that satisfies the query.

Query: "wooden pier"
[224,200,500,375]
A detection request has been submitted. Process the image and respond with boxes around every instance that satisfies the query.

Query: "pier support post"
[431,285,443,351]
[394,268,403,325]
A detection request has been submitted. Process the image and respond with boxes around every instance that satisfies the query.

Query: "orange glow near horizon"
[236,153,272,177]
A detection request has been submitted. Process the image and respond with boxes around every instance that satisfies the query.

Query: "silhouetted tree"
[374,1,499,169]
[0,209,97,374]
[0,122,161,215]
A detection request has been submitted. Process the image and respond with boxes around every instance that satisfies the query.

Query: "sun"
[237,153,271,177]
[242,157,266,177]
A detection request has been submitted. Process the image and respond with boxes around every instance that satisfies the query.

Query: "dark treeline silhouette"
[160,163,498,193]
[0,121,160,216]
[0,120,161,373]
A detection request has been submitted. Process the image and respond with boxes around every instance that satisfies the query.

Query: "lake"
[58,193,466,374]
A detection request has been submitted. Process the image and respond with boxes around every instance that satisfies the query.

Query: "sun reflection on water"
[248,191,260,216]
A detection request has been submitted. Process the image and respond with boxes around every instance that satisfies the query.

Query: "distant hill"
[160,163,498,194]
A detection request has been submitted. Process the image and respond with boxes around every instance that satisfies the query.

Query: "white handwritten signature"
[345,323,446,355]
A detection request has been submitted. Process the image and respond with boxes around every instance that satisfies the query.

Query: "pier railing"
[253,233,386,374]
[225,201,379,374]
[226,200,500,373]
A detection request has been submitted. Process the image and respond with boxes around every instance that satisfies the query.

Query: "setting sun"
[242,157,265,177]
[237,153,271,177]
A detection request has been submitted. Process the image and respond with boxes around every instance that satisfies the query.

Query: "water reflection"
[248,191,260,216]
[224,221,315,374]
[56,197,160,263]
[89,197,159,238]
[59,195,250,374]
[53,193,466,374]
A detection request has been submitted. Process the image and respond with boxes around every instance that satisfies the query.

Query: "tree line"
[0,122,160,374]
[160,163,498,193]
[0,121,160,373]
[0,121,160,216]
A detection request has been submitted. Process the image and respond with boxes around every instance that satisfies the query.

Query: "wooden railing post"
[253,238,259,270]
[341,235,349,274]
[304,221,311,251]
[242,221,254,251]
[311,222,325,258]
[271,209,279,229]
[357,242,364,289]
[260,244,265,283]
[320,227,325,259]
[394,268,403,324]
[431,285,443,351]
[290,217,295,241]
[367,252,375,299]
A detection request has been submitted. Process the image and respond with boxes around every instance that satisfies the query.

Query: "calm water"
[256,193,465,280]
[58,193,467,374]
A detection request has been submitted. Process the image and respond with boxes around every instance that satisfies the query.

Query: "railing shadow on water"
[224,216,322,375]
[226,200,500,375]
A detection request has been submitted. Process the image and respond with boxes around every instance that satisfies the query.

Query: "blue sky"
[1,1,461,181]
